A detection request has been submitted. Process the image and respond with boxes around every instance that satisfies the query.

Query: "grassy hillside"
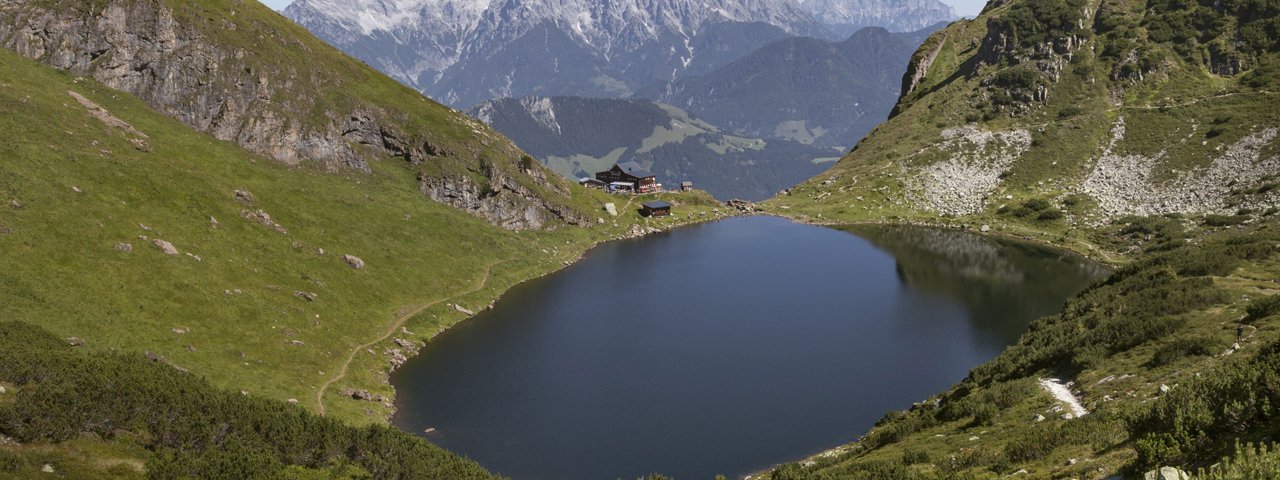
[760,0,1280,476]
[0,45,730,477]
[0,0,601,229]
[768,0,1279,245]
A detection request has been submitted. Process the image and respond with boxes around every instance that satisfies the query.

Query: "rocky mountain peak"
[798,0,956,34]
[286,0,834,107]
[292,0,454,34]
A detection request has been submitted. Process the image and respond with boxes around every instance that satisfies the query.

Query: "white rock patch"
[1081,119,1279,217]
[908,126,1032,216]
[1039,377,1089,418]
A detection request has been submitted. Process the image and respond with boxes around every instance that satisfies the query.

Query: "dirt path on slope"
[316,259,505,416]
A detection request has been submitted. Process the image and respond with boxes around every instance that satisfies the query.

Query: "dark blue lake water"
[391,216,1106,480]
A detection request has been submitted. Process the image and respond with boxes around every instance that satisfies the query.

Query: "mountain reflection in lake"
[846,224,1111,350]
[392,216,1107,480]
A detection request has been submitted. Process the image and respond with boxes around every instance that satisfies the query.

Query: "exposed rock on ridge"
[0,1,372,170]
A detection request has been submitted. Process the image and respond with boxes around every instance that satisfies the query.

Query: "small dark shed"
[640,201,672,217]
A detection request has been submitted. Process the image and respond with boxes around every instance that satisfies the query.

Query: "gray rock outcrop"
[0,1,373,170]
[419,166,588,230]
[151,239,178,255]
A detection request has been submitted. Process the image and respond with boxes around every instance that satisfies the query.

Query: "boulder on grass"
[342,254,365,270]
[152,239,178,255]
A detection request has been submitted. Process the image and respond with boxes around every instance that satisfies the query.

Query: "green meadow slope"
[0,0,728,422]
[761,0,1280,477]
[0,0,597,230]
[0,2,730,476]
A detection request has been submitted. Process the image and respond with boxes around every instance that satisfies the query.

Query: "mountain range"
[284,0,955,108]
[798,0,957,36]
[639,24,942,148]
[466,25,942,201]
[470,96,841,199]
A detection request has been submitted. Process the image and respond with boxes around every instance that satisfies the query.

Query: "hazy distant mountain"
[285,0,827,108]
[798,0,956,36]
[470,96,842,200]
[640,25,943,149]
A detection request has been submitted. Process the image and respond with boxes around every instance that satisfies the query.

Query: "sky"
[257,0,987,17]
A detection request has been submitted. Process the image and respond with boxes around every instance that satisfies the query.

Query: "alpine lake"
[391,215,1108,480]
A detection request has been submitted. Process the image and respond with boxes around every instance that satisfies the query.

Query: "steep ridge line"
[316,259,507,416]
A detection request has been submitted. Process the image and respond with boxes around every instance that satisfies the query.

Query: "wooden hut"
[640,201,672,217]
[596,162,658,193]
[680,181,694,191]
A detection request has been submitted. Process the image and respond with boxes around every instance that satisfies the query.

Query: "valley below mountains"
[286,0,956,199]
[0,0,1278,478]
[470,96,841,200]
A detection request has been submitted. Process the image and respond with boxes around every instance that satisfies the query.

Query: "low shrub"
[1245,295,1280,323]
[902,447,931,465]
[1196,442,1280,479]
[1204,214,1248,227]
[1038,209,1065,221]
[1150,336,1225,366]
[0,449,22,473]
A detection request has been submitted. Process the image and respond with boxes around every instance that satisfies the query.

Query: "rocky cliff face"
[0,0,588,230]
[1,0,366,170]
[419,163,588,230]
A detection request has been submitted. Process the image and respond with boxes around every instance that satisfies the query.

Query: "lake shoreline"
[373,208,1115,477]
[388,214,1107,479]
[739,211,1122,480]
[361,204,745,423]
[377,207,1114,429]
[763,211,1125,267]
